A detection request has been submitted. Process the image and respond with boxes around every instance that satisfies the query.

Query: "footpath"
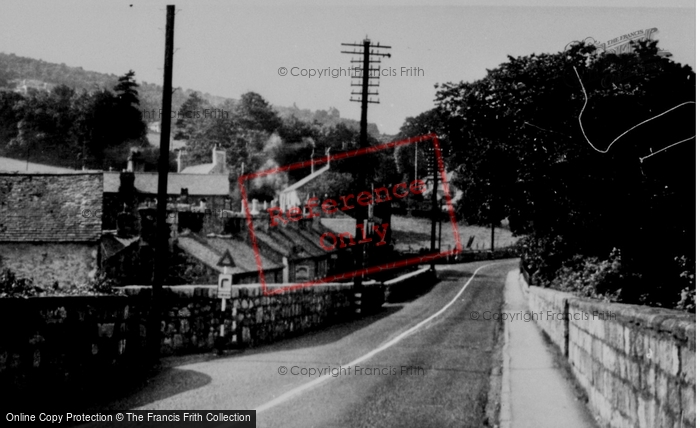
[499,269,599,428]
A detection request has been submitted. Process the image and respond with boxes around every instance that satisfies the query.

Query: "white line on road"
[253,262,500,415]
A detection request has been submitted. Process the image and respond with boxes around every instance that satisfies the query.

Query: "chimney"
[177,149,186,173]
[127,149,144,172]
[212,146,227,174]
[179,188,189,204]
[251,199,259,214]
[116,205,137,238]
[282,256,289,283]
[137,206,157,246]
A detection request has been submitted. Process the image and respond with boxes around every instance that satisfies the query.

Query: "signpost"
[217,250,236,347]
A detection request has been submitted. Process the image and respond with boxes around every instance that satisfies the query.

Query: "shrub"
[674,255,695,312]
[0,268,123,298]
[549,248,640,302]
[517,234,573,285]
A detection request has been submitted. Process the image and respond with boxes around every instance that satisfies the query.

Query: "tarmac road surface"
[78,259,517,428]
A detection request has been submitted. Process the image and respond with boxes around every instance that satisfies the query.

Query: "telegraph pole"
[341,38,390,292]
[430,146,438,271]
[150,4,175,362]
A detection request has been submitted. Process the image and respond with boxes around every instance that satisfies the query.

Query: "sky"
[0,0,695,135]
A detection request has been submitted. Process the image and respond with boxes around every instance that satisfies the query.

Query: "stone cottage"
[0,172,103,287]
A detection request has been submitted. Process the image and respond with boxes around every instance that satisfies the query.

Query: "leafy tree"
[174,91,211,141]
[434,39,694,305]
[0,91,24,150]
[236,92,282,133]
[394,108,451,183]
[6,85,80,167]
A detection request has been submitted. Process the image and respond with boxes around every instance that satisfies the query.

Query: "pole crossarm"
[341,37,391,293]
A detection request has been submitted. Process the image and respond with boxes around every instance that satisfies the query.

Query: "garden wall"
[121,281,384,354]
[0,295,143,394]
[521,274,696,428]
[1,280,386,393]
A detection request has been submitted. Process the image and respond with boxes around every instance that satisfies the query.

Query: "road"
[83,260,517,428]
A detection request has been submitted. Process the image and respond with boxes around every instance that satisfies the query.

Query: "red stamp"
[238,133,461,295]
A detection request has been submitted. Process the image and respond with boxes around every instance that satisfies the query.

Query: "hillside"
[0,52,381,135]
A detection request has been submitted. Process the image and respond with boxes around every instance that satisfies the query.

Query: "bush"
[520,237,695,313]
[0,268,43,298]
[0,268,123,298]
[517,234,572,285]
[674,255,695,312]
[549,248,641,302]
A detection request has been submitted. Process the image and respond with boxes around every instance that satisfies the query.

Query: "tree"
[0,91,24,151]
[236,92,282,133]
[111,70,146,146]
[174,91,210,141]
[114,70,140,107]
[434,39,695,303]
[394,108,451,183]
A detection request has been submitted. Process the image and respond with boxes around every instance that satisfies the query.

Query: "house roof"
[101,233,139,260]
[0,173,103,242]
[177,234,282,275]
[0,156,83,174]
[277,228,328,257]
[103,171,230,196]
[280,164,330,193]
[181,163,216,174]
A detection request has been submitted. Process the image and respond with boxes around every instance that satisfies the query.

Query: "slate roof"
[177,234,282,275]
[277,228,328,257]
[280,164,330,193]
[180,163,216,174]
[103,171,229,196]
[0,156,79,173]
[0,173,103,242]
[101,233,139,260]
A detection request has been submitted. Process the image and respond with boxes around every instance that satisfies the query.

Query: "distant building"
[12,79,51,95]
[180,146,229,174]
[421,171,464,211]
[0,172,103,287]
[102,148,231,231]
[174,232,284,284]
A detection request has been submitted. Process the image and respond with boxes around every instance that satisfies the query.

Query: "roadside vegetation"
[399,39,695,312]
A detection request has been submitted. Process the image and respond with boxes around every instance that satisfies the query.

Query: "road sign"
[217,249,236,268]
[218,274,232,299]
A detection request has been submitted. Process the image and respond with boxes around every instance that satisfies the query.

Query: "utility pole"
[150,4,175,362]
[341,38,390,292]
[429,146,438,271]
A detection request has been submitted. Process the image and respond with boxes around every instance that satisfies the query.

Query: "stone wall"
[522,275,696,428]
[0,242,99,287]
[1,275,392,393]
[121,282,381,355]
[0,295,144,395]
[384,267,438,303]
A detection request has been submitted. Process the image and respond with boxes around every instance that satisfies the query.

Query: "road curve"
[82,259,517,428]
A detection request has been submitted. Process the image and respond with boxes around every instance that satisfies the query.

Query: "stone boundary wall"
[122,282,384,354]
[520,274,696,428]
[385,267,437,302]
[1,280,387,392]
[0,295,145,394]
